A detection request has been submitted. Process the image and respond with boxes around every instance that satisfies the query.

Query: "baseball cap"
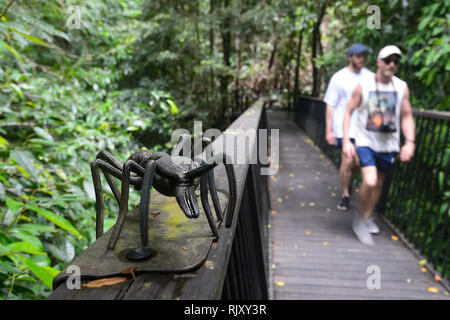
[347,43,372,56]
[377,45,402,60]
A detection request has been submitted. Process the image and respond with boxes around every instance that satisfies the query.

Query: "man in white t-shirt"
[323,43,374,211]
[343,45,415,245]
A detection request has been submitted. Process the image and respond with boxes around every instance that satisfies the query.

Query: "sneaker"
[337,196,350,210]
[352,212,374,246]
[367,217,380,234]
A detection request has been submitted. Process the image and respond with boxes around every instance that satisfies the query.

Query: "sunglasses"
[382,57,400,65]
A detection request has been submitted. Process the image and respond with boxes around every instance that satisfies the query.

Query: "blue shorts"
[356,146,397,172]
[335,138,355,150]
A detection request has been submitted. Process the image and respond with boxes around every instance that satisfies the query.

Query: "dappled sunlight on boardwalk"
[267,110,450,300]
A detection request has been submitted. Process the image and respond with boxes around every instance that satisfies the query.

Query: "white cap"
[377,45,402,60]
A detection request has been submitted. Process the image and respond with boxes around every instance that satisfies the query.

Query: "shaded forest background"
[0,0,448,299]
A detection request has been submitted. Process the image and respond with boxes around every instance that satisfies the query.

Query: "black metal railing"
[222,106,271,299]
[385,109,450,281]
[293,95,450,284]
[294,95,342,166]
[230,89,255,121]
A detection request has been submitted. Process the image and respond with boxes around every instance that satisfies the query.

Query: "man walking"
[323,43,373,211]
[343,45,415,245]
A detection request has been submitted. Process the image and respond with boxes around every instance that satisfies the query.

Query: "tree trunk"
[235,35,242,112]
[219,0,232,123]
[209,0,215,107]
[194,0,200,44]
[293,29,303,109]
[210,0,215,56]
[312,1,327,97]
[284,30,295,108]
[268,36,278,72]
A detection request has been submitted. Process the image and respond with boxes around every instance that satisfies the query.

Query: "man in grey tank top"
[342,45,416,245]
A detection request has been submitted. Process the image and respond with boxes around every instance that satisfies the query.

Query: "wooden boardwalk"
[267,110,450,300]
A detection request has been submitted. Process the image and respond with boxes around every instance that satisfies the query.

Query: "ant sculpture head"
[175,183,200,218]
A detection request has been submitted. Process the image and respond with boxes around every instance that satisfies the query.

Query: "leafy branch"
[0,0,15,19]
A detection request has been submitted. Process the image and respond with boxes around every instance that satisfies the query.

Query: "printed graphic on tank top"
[366,77,397,133]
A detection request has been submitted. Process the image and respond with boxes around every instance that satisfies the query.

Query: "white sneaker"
[367,217,380,234]
[352,212,374,246]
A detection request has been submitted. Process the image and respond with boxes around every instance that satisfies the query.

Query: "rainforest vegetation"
[0,0,448,299]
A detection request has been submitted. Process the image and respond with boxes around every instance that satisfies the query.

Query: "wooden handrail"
[296,94,450,120]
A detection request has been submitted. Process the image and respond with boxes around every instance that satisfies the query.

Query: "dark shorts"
[356,146,397,173]
[335,138,355,150]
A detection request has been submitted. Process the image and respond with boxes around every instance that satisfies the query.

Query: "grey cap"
[347,43,372,56]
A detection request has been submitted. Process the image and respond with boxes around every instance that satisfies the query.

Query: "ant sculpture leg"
[192,137,223,223]
[91,151,157,261]
[221,153,237,228]
[199,169,219,239]
[91,151,140,239]
[126,159,157,261]
[207,168,222,222]
[95,151,124,203]
[176,134,236,236]
[203,153,237,228]
[107,159,146,251]
[91,152,145,248]
[188,152,237,232]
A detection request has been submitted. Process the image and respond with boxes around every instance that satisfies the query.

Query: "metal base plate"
[53,190,228,289]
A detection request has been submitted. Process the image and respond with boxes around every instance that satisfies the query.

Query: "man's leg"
[359,167,385,220]
[337,139,357,210]
[339,150,355,197]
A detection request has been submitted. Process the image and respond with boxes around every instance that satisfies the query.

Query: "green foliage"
[0,0,181,299]
[406,2,449,109]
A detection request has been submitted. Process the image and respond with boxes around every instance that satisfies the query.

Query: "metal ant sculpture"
[90,134,237,261]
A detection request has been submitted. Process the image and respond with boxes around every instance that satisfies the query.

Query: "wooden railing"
[48,98,271,300]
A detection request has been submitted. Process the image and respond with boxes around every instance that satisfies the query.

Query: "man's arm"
[325,104,335,145]
[343,84,362,158]
[399,85,415,162]
[323,74,339,146]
